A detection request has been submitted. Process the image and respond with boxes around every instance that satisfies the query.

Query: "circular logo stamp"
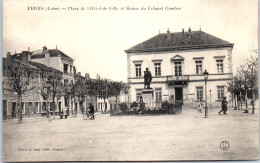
[220,141,230,150]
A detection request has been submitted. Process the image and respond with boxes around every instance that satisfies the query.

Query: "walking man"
[219,97,228,115]
[88,103,95,120]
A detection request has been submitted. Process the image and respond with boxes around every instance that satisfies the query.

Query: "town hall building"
[125,28,234,108]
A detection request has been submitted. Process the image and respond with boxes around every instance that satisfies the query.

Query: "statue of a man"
[144,67,152,89]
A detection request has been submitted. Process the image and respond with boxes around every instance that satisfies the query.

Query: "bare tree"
[227,48,258,113]
[3,56,37,124]
[35,64,62,120]
[71,75,87,115]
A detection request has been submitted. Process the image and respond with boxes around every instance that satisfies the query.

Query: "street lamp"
[209,89,212,109]
[203,70,209,118]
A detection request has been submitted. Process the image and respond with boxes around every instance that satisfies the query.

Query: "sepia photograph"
[2,0,259,161]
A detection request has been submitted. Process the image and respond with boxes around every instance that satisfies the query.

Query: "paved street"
[2,107,259,161]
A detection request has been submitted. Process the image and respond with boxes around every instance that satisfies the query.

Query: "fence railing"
[110,101,182,115]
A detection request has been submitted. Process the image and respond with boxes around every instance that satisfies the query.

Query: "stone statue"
[144,67,152,89]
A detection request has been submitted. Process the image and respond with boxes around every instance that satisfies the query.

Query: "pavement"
[2,107,259,161]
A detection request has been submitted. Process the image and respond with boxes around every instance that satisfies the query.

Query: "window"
[155,88,162,107]
[70,65,72,74]
[63,64,68,73]
[50,102,55,111]
[42,102,46,111]
[65,96,68,107]
[22,102,25,114]
[154,63,161,76]
[136,89,142,101]
[195,61,203,74]
[216,59,224,73]
[196,87,203,101]
[64,79,69,86]
[36,102,39,113]
[217,86,225,100]
[155,88,162,102]
[174,62,182,76]
[135,64,142,77]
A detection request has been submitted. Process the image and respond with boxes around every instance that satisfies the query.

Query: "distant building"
[2,46,96,119]
[30,46,75,115]
[125,28,234,107]
[2,52,53,118]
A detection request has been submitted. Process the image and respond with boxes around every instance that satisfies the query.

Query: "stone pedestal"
[142,89,154,110]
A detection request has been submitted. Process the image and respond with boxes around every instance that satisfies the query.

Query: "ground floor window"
[42,102,48,112]
[22,102,25,114]
[217,86,225,100]
[35,102,40,113]
[196,87,203,101]
[155,88,162,106]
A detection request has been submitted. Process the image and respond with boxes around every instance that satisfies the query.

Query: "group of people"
[197,97,228,115]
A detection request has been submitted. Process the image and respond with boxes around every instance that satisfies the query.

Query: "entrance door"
[12,102,16,118]
[59,102,61,115]
[175,87,183,103]
[28,102,32,117]
[3,100,7,120]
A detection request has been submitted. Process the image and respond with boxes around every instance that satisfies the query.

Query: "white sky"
[3,0,258,82]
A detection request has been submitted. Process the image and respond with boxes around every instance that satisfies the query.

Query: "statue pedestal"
[142,89,154,110]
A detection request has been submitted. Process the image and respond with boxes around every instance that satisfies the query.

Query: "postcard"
[2,0,259,161]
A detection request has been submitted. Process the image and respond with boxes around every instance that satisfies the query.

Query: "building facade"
[30,46,75,115]
[125,29,234,108]
[2,46,96,119]
[2,53,46,119]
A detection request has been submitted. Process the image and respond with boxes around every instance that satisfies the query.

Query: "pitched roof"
[125,31,233,53]
[2,57,62,74]
[2,57,38,70]
[31,49,73,60]
[29,61,62,73]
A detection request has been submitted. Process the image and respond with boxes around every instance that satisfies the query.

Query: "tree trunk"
[52,98,56,119]
[80,101,84,115]
[96,95,98,112]
[104,97,106,113]
[252,90,255,114]
[240,92,242,110]
[234,95,237,110]
[46,99,49,119]
[17,94,22,124]
[245,90,248,109]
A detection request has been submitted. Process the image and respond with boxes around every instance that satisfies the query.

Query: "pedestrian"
[88,103,95,120]
[219,97,228,115]
[197,101,203,113]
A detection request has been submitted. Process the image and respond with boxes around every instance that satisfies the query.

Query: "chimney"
[77,72,81,76]
[167,28,170,33]
[28,47,31,61]
[166,28,171,40]
[85,73,90,80]
[43,46,47,52]
[6,52,11,58]
[21,51,28,63]
[44,50,50,67]
[182,28,184,34]
[188,27,191,33]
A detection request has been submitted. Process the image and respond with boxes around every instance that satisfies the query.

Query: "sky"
[2,0,258,82]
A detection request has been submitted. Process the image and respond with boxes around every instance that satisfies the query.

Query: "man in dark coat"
[88,103,95,120]
[219,97,228,115]
[144,67,152,89]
